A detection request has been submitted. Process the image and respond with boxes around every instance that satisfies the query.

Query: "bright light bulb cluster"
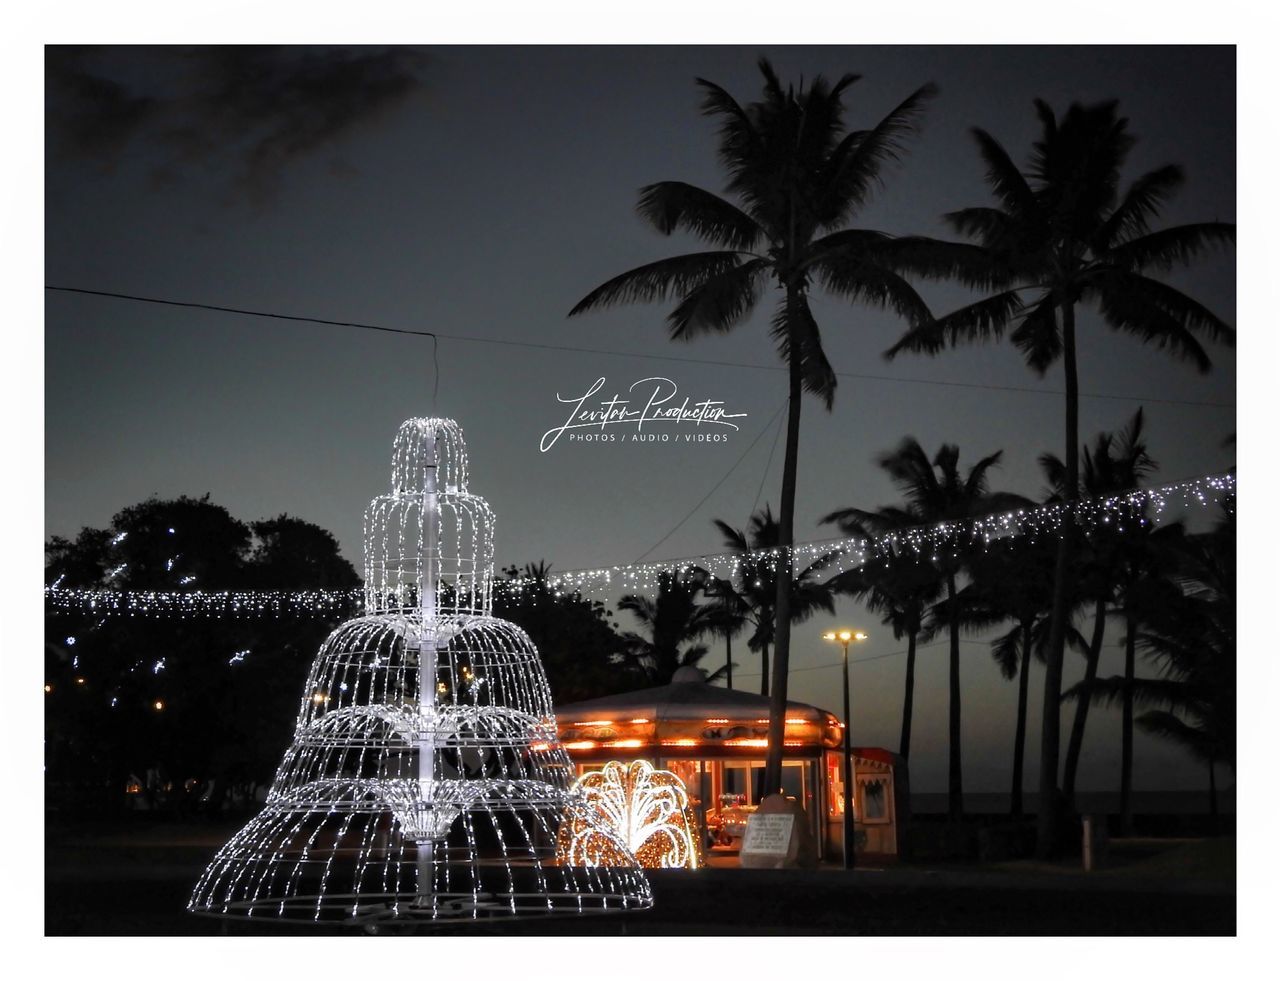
[188,418,651,926]
[558,760,702,870]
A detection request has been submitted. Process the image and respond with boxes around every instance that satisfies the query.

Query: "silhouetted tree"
[617,570,721,685]
[704,507,836,697]
[492,562,634,703]
[44,496,357,814]
[884,101,1234,854]
[1042,409,1159,809]
[963,536,1061,816]
[826,439,1027,819]
[571,59,936,794]
[823,526,941,761]
[1070,505,1233,828]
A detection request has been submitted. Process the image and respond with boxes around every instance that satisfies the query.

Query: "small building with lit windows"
[554,666,905,862]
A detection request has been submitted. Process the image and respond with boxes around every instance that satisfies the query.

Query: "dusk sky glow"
[45,45,1236,794]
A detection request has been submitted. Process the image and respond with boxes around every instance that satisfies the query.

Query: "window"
[858,776,890,823]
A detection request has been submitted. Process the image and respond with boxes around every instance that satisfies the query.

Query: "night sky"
[45,45,1236,795]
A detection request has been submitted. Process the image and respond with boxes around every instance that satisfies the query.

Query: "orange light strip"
[529,741,552,752]
[661,738,699,747]
[785,718,809,725]
[603,739,644,749]
[562,740,597,750]
[629,717,651,724]
[705,718,729,724]
[724,738,769,748]
[576,720,614,727]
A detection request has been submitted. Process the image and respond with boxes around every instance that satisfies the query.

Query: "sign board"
[741,813,795,856]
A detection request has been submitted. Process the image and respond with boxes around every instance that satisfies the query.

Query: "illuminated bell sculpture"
[189,418,651,924]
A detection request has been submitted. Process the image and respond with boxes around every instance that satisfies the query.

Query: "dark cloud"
[46,47,159,167]
[46,46,429,202]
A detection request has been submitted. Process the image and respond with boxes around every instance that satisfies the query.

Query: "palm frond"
[568,251,749,316]
[1091,273,1218,372]
[814,255,933,328]
[769,294,837,408]
[884,290,1024,359]
[943,206,1017,243]
[1095,164,1185,248]
[695,76,761,175]
[1008,292,1061,375]
[877,234,1011,291]
[1136,710,1216,762]
[1091,269,1234,350]
[1106,222,1235,272]
[826,83,938,219]
[666,257,768,340]
[636,181,764,250]
[970,127,1035,216]
[990,624,1023,680]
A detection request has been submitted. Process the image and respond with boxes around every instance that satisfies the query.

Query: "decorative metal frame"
[189,418,651,925]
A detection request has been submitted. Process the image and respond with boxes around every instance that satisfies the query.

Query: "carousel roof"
[554,666,833,724]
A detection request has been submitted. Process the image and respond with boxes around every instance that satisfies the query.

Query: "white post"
[415,432,439,906]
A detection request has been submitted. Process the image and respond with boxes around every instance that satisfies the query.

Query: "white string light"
[46,472,1234,617]
[188,418,651,925]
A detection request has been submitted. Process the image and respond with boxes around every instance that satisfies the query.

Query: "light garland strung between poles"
[45,472,1235,617]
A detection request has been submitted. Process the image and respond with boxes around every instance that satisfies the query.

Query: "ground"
[45,818,1235,936]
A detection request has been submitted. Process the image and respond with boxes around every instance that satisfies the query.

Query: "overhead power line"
[632,400,787,563]
[732,638,991,679]
[45,286,1235,410]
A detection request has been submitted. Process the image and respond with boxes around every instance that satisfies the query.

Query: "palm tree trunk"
[763,296,803,797]
[1011,618,1033,817]
[725,632,733,690]
[1207,756,1219,835]
[1120,610,1136,836]
[947,574,963,821]
[759,642,769,698]
[1063,596,1107,808]
[1037,298,1079,859]
[899,629,918,759]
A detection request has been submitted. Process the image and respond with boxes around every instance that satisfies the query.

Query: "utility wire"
[632,400,788,563]
[45,286,1235,410]
[732,638,987,679]
[750,404,786,518]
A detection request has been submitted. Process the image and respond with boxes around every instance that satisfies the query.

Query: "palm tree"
[824,529,940,761]
[1042,409,1157,809]
[617,570,721,685]
[702,575,749,690]
[704,506,836,697]
[569,59,937,794]
[1071,507,1234,828]
[1105,522,1186,834]
[824,438,1028,819]
[883,100,1234,853]
[964,537,1061,816]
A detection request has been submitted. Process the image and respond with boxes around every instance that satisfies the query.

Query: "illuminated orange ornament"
[559,760,702,869]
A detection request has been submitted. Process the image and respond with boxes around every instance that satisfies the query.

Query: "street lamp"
[823,628,868,870]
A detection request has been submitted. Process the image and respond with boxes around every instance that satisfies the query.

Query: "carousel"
[555,666,905,861]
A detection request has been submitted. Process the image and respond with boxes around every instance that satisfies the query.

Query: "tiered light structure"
[188,418,651,925]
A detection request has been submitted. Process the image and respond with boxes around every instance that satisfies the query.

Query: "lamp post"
[824,628,867,870]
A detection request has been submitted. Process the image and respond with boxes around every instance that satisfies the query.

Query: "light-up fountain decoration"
[189,418,651,925]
